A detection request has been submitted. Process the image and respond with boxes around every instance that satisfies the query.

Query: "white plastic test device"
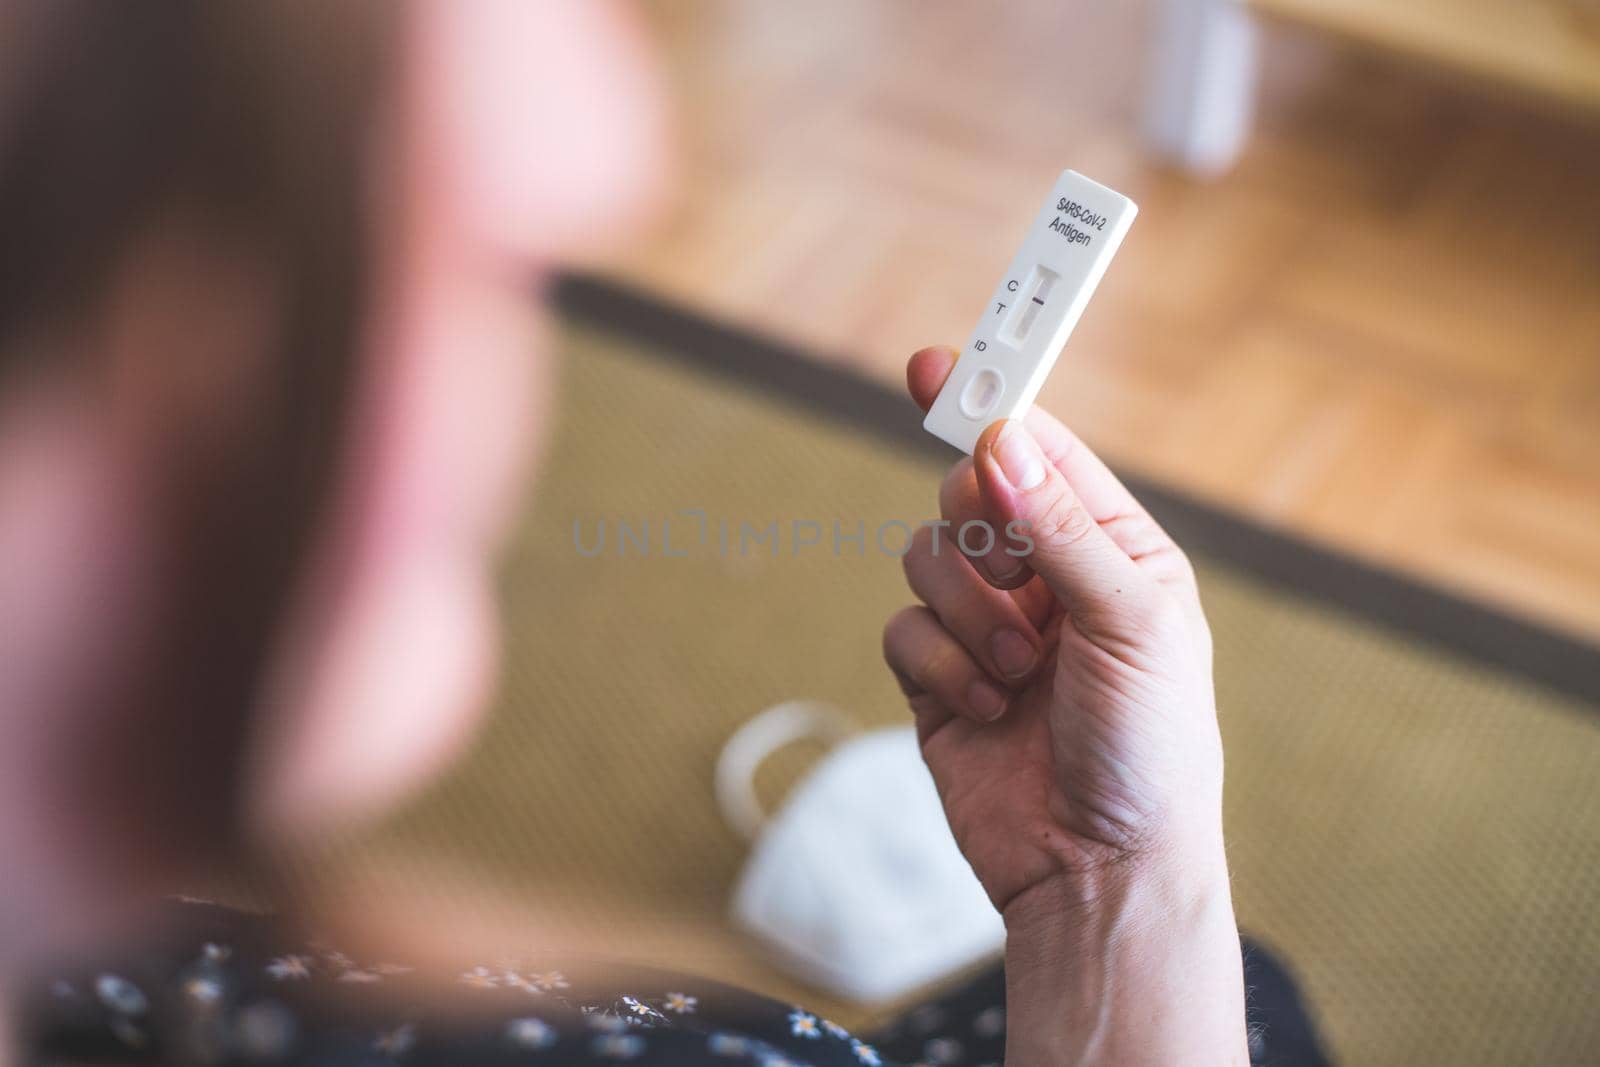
[924,169,1137,454]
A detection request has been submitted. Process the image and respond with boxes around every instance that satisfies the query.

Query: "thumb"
[974,420,1154,637]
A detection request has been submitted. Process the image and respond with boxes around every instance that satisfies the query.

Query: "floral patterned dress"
[19,899,1327,1065]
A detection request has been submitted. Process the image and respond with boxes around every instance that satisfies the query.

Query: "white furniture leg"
[1143,0,1260,177]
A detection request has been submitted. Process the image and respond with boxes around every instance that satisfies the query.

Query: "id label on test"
[924,170,1136,454]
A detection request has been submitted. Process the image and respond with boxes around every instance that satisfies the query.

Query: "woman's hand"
[883,347,1247,1065]
[884,345,1221,909]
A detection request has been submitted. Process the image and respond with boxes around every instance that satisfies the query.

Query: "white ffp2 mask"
[716,702,1005,1003]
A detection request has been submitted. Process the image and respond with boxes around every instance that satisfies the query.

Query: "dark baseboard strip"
[552,273,1600,710]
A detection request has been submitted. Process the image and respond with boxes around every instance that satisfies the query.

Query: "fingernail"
[992,423,1046,490]
[990,629,1037,679]
[986,554,1024,584]
[967,679,1008,722]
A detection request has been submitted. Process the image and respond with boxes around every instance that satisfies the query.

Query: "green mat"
[329,290,1600,1066]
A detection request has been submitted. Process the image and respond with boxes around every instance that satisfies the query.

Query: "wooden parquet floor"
[605,0,1600,642]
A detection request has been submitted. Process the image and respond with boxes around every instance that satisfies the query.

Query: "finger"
[907,344,1145,531]
[902,526,1043,685]
[939,459,1035,590]
[883,605,1011,724]
[907,346,958,411]
[1017,408,1201,625]
[974,420,1158,645]
[907,344,1188,590]
[1010,573,1060,633]
[1020,406,1151,526]
[908,343,1195,611]
[935,462,1059,630]
[1017,408,1196,596]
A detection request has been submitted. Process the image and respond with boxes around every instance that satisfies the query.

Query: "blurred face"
[246,0,669,837]
[0,0,665,970]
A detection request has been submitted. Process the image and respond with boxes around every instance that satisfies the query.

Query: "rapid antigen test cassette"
[924,170,1137,454]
